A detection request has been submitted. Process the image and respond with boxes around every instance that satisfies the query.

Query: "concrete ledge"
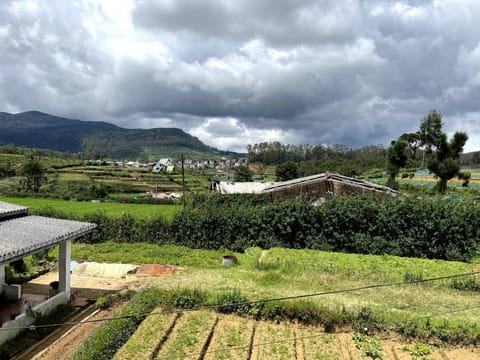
[0,292,68,345]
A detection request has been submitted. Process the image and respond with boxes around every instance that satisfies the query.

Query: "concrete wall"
[0,292,68,345]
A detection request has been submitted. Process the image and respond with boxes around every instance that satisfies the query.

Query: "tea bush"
[32,194,480,261]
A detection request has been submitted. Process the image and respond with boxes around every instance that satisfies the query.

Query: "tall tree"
[427,131,468,194]
[399,132,421,163]
[233,165,253,182]
[20,154,46,192]
[275,161,298,181]
[419,109,444,154]
[386,140,408,189]
[418,110,468,194]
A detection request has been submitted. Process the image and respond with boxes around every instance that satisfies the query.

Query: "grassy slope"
[0,196,180,220]
[63,243,480,326]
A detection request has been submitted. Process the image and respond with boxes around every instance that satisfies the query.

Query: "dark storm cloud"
[132,0,361,47]
[0,0,479,152]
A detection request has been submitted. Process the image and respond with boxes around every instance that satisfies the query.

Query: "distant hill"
[0,111,232,159]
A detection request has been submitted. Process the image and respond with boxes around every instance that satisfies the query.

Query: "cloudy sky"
[1,0,479,152]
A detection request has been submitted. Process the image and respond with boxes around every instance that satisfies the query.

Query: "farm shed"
[215,173,398,202]
[262,173,399,203]
[0,201,95,345]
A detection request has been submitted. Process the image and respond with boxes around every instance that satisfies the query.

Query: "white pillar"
[0,264,5,295]
[59,240,71,300]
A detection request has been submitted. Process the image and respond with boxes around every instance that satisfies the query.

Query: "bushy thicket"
[33,194,480,261]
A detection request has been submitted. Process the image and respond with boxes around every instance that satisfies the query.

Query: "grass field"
[60,243,480,328]
[378,168,480,191]
[43,242,480,358]
[0,153,82,169]
[0,196,181,219]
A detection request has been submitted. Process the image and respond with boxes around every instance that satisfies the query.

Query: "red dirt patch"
[135,264,176,277]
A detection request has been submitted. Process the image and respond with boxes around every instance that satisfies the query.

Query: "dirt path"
[31,302,127,360]
[258,250,268,264]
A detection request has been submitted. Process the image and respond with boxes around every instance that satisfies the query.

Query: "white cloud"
[0,0,479,152]
[190,118,292,152]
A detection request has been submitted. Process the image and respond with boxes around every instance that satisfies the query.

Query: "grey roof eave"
[0,201,28,220]
[0,215,96,264]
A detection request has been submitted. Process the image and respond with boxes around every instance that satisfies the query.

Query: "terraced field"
[112,310,480,360]
[397,168,480,190]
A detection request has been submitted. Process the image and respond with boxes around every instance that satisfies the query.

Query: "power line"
[158,304,480,360]
[1,270,479,332]
[423,304,480,319]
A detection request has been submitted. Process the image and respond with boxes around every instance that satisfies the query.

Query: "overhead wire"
[156,303,480,360]
[1,270,479,332]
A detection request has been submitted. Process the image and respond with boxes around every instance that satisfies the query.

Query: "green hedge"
[33,195,480,261]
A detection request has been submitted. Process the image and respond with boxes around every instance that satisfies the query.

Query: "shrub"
[31,194,480,261]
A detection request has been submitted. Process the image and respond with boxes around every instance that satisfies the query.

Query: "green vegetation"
[19,154,47,192]
[0,196,180,220]
[0,111,227,159]
[410,342,431,360]
[70,287,163,360]
[275,160,298,181]
[386,140,408,189]
[172,195,480,261]
[60,244,480,345]
[59,241,480,358]
[7,194,478,261]
[156,311,216,359]
[352,332,383,359]
[113,308,178,360]
[4,252,53,284]
[204,315,252,359]
[418,110,468,193]
[248,142,389,177]
[233,164,253,181]
[254,322,295,359]
[68,243,229,268]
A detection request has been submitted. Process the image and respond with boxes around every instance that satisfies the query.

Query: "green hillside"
[0,111,233,159]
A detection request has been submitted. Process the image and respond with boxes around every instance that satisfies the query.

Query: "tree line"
[247,142,386,165]
[247,109,475,193]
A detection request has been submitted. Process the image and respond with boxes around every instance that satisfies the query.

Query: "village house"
[152,158,173,173]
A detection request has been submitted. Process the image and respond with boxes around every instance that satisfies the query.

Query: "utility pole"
[181,154,186,208]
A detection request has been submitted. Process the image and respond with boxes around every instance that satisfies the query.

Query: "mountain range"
[0,111,233,159]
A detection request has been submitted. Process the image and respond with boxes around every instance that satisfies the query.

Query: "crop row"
[103,309,478,360]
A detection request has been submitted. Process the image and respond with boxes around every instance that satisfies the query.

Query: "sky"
[0,0,479,153]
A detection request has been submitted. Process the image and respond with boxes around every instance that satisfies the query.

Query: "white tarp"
[217,181,275,194]
[72,262,138,278]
